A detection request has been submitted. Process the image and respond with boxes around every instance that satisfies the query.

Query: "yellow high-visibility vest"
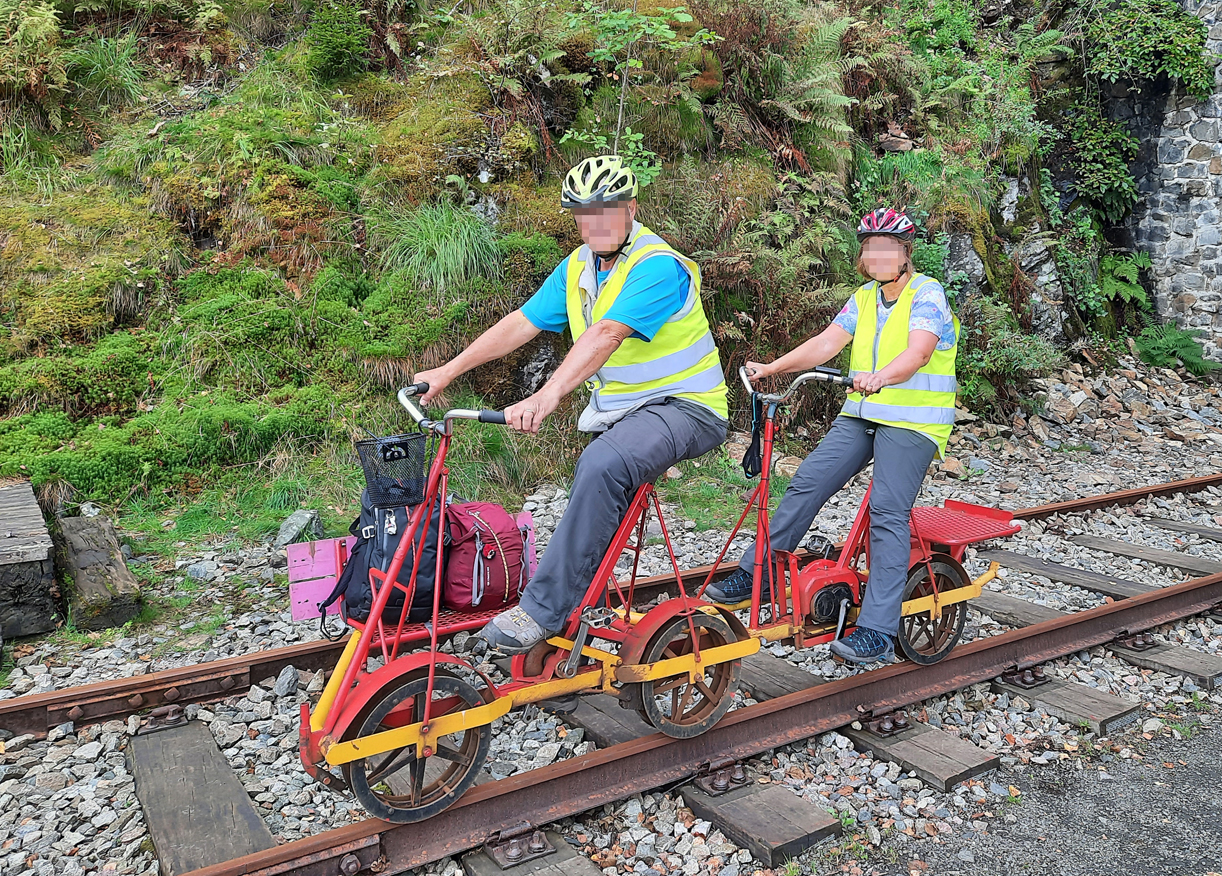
[841,274,959,456]
[564,223,728,421]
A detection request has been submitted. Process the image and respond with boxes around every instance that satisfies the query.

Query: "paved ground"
[840,723,1222,876]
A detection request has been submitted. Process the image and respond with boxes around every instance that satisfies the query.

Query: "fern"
[1098,252,1151,308]
[1135,324,1220,375]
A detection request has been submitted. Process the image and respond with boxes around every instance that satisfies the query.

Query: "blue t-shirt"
[520,254,689,341]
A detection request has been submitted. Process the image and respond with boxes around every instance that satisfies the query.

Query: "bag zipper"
[470,509,512,603]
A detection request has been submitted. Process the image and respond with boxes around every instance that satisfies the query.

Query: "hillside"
[1,0,1218,549]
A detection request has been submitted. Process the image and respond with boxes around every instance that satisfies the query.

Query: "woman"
[705,207,960,664]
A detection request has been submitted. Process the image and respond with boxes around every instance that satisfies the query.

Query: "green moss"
[0,331,153,417]
[336,74,412,122]
[372,70,492,204]
[488,181,581,251]
[0,185,185,353]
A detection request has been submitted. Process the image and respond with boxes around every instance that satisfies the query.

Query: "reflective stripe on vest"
[841,274,959,457]
[564,223,729,419]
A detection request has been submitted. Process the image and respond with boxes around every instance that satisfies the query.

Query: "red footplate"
[910,499,1020,547]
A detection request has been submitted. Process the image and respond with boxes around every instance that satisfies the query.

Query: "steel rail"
[182,569,1222,876]
[3,471,1220,739]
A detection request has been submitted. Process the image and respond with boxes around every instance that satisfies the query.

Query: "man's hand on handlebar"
[505,388,561,435]
[412,367,453,405]
[743,360,777,385]
[853,371,890,396]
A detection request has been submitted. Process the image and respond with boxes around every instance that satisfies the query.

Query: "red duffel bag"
[444,502,532,612]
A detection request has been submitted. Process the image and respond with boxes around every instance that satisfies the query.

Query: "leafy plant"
[1087,0,1218,100]
[371,199,502,295]
[308,1,372,83]
[1134,324,1220,375]
[560,125,661,187]
[1065,105,1138,223]
[1097,251,1151,308]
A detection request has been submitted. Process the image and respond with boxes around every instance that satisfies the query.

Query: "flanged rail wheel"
[342,670,491,823]
[897,556,970,665]
[630,613,741,739]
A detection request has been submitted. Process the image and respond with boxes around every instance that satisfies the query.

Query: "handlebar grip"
[833,374,855,387]
[478,410,507,425]
[403,381,429,397]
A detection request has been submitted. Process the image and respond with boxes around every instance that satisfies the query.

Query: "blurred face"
[572,201,636,256]
[860,235,909,281]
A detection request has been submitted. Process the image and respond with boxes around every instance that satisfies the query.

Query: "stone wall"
[1121,0,1222,357]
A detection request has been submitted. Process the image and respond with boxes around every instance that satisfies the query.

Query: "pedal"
[557,607,617,679]
[1115,631,1157,651]
[1000,665,1048,688]
[804,534,836,560]
[692,758,749,797]
[484,821,554,869]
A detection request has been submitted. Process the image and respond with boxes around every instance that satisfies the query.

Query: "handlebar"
[397,383,507,433]
[738,365,855,404]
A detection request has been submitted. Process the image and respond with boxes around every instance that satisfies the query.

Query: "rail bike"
[299,366,1018,823]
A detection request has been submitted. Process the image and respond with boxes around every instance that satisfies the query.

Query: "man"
[415,156,728,653]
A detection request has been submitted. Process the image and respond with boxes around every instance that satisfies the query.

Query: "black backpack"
[320,489,446,625]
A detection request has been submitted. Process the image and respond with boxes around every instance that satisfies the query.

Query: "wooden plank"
[991,678,1140,735]
[1110,641,1222,691]
[0,482,53,564]
[739,651,825,701]
[1145,517,1222,544]
[128,721,275,876]
[683,780,841,867]
[462,830,603,876]
[1069,535,1222,576]
[842,722,999,792]
[569,695,655,748]
[978,550,1153,600]
[971,591,1065,627]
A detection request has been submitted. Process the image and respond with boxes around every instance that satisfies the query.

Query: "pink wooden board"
[287,537,356,621]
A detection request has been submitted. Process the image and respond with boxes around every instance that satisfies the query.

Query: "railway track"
[4,473,1222,876]
[4,472,1219,741]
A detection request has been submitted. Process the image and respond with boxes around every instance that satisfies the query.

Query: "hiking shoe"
[704,567,770,605]
[829,626,895,664]
[477,606,552,655]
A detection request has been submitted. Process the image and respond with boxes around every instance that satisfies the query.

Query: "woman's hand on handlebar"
[413,367,453,404]
[853,371,890,396]
[505,389,560,435]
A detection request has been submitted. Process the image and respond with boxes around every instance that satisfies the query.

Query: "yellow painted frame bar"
[614,637,760,683]
[310,630,362,733]
[899,562,998,620]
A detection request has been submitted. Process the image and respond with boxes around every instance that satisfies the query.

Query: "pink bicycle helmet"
[856,207,916,242]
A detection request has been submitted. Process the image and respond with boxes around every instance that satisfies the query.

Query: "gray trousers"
[519,398,727,631]
[736,416,936,637]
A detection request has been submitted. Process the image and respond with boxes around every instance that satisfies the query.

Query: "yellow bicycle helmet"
[561,156,638,208]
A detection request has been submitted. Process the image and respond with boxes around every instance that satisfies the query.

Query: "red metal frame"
[304,389,1018,783]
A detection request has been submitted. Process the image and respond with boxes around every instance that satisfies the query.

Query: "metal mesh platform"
[910,500,1019,547]
[354,604,507,648]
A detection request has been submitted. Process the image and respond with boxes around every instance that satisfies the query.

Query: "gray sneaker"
[477,606,551,655]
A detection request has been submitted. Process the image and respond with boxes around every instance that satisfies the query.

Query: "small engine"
[811,583,855,622]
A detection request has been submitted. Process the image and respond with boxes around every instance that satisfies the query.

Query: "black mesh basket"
[355,432,431,507]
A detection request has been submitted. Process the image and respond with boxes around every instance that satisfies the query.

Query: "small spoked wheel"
[897,557,971,665]
[342,670,490,823]
[631,613,741,739]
